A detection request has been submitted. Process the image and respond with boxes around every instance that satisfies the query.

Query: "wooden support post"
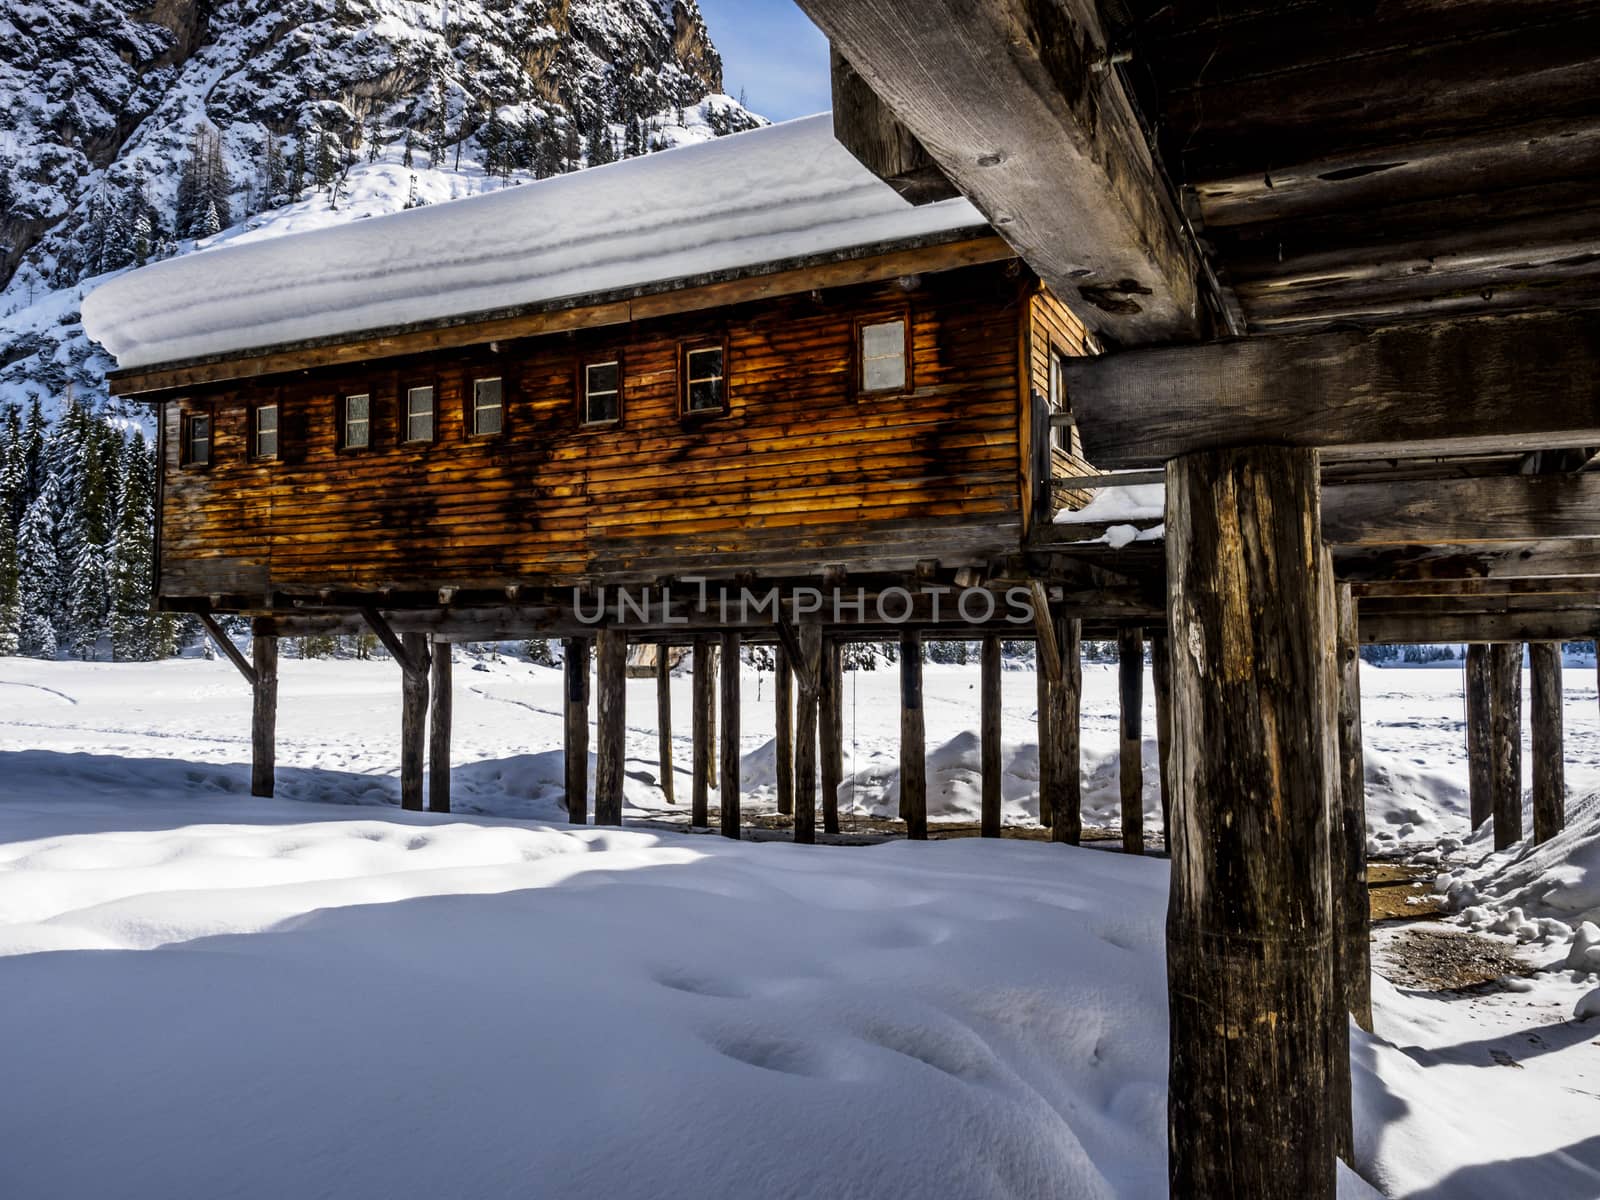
[655,648,675,805]
[795,624,822,844]
[900,631,927,840]
[1036,650,1053,830]
[703,642,718,796]
[981,634,1002,838]
[692,636,714,829]
[1118,627,1145,854]
[1489,643,1524,851]
[594,629,626,827]
[1038,617,1083,845]
[820,638,844,835]
[720,632,741,839]
[400,632,429,813]
[775,642,795,817]
[250,625,277,799]
[1334,587,1373,1035]
[428,639,452,814]
[1151,630,1172,852]
[1166,445,1338,1200]
[1530,642,1565,845]
[1465,644,1493,831]
[563,636,590,825]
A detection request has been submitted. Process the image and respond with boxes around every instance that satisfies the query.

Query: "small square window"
[584,361,621,425]
[684,345,725,414]
[254,403,279,459]
[861,320,907,393]
[472,377,503,437]
[405,385,435,444]
[1048,352,1074,453]
[182,412,212,467]
[344,394,371,449]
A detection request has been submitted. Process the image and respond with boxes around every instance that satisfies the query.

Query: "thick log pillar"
[720,632,741,839]
[656,648,675,805]
[1119,627,1145,854]
[1465,644,1493,831]
[250,625,278,799]
[428,639,452,814]
[794,624,822,844]
[1151,630,1173,851]
[981,634,1002,837]
[775,642,795,817]
[1489,642,1524,851]
[1334,586,1373,1034]
[1053,617,1084,845]
[692,636,714,829]
[1530,642,1565,845]
[900,630,927,840]
[820,638,844,835]
[563,636,590,825]
[703,643,719,796]
[1166,445,1338,1200]
[400,632,429,813]
[594,629,626,826]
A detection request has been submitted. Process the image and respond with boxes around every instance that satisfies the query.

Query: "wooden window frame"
[339,391,374,453]
[179,407,213,469]
[680,338,730,420]
[854,311,913,398]
[468,374,508,440]
[251,400,280,462]
[401,380,438,446]
[1047,344,1075,454]
[579,356,624,428]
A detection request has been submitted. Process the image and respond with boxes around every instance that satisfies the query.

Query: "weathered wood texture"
[1037,613,1083,844]
[1151,630,1171,851]
[155,263,1033,603]
[1325,474,1600,546]
[692,636,713,829]
[900,630,927,840]
[980,634,1002,838]
[1334,586,1372,1034]
[400,632,429,812]
[428,640,452,813]
[1066,310,1600,469]
[563,636,590,824]
[720,632,741,839]
[1465,644,1493,831]
[656,650,675,805]
[250,632,277,799]
[1166,445,1337,1200]
[1029,287,1098,516]
[1118,627,1144,854]
[1530,642,1566,845]
[820,639,844,836]
[830,49,957,205]
[1363,609,1600,646]
[595,629,626,826]
[794,624,823,844]
[1489,643,1524,852]
[774,643,795,817]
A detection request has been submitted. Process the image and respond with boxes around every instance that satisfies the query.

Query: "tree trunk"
[656,648,675,805]
[400,632,429,813]
[250,629,277,799]
[1119,627,1145,854]
[775,642,795,817]
[1334,586,1373,1035]
[1152,630,1173,852]
[981,634,1002,838]
[563,636,590,825]
[900,630,927,840]
[692,636,713,829]
[1465,643,1493,831]
[720,632,741,839]
[1490,642,1524,851]
[1165,445,1338,1200]
[821,638,844,835]
[794,624,822,844]
[594,629,626,826]
[1530,641,1565,845]
[428,640,452,814]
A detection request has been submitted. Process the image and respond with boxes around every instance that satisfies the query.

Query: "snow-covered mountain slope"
[0,0,759,426]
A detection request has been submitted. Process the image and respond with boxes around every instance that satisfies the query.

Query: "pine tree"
[110,431,157,661]
[260,130,286,209]
[15,479,59,658]
[288,140,307,203]
[402,129,415,169]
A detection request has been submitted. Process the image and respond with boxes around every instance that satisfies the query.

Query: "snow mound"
[1440,794,1600,931]
[82,115,986,369]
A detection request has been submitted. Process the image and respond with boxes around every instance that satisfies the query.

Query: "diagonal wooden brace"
[199,613,257,687]
[360,606,431,681]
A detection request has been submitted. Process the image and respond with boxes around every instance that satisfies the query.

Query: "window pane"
[587,390,619,424]
[863,320,904,360]
[256,405,278,457]
[473,378,503,435]
[190,415,210,464]
[406,386,434,442]
[685,347,724,412]
[862,320,907,392]
[585,362,620,423]
[588,362,620,395]
[345,395,370,448]
[688,347,723,382]
[864,353,906,392]
[688,378,723,412]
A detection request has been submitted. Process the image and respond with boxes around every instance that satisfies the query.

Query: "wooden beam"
[775,642,795,818]
[400,632,428,812]
[800,0,1202,345]
[1337,539,1600,584]
[250,628,277,799]
[1067,309,1600,469]
[719,632,741,839]
[1361,610,1600,645]
[1466,645,1493,831]
[1530,642,1566,845]
[1118,627,1144,854]
[1490,643,1524,852]
[594,629,626,827]
[198,614,256,686]
[1325,474,1600,547]
[900,630,927,840]
[1029,580,1062,684]
[1151,630,1172,852]
[563,636,590,825]
[692,636,714,830]
[1333,587,1372,1035]
[795,624,822,844]
[820,639,844,836]
[980,634,1002,839]
[1166,444,1338,1198]
[656,648,675,805]
[428,640,451,814]
[830,48,957,205]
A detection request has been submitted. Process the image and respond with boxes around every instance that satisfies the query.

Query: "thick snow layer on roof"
[82,115,987,370]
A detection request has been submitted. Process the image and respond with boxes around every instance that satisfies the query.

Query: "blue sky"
[696,0,832,122]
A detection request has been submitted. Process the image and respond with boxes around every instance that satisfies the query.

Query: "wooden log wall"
[156,261,1034,602]
[1027,286,1099,517]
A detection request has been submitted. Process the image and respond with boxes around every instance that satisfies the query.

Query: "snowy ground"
[2,655,1598,1197]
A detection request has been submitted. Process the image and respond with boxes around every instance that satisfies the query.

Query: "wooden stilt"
[1321,558,1354,1168]
[720,632,741,839]
[1036,647,1053,830]
[1530,641,1565,845]
[1489,642,1524,851]
[692,636,713,829]
[704,642,719,796]
[594,629,626,826]
[1166,445,1338,1200]
[1151,630,1172,852]
[820,638,844,835]
[1465,643,1493,832]
[795,623,822,844]
[250,625,277,799]
[1048,617,1083,845]
[900,630,927,840]
[400,631,429,813]
[428,639,452,813]
[1118,626,1145,854]
[981,633,1002,838]
[775,642,795,817]
[563,636,590,825]
[656,648,675,805]
[1334,586,1373,1035]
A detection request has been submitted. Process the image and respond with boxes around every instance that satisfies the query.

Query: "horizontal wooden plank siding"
[158,261,1028,600]
[1028,288,1097,513]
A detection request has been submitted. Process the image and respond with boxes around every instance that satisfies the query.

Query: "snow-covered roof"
[82,115,988,371]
